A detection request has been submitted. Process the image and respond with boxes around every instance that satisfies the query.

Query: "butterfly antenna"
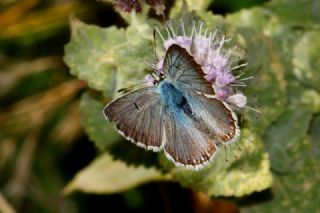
[153,27,157,57]
[117,82,144,93]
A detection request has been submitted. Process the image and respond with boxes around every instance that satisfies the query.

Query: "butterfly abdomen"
[159,81,193,116]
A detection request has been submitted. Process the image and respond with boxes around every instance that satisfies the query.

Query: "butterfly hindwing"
[158,80,217,168]
[104,87,164,151]
[162,105,217,169]
[186,92,240,144]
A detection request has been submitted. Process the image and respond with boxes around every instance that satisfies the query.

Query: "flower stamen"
[180,19,186,36]
[155,26,165,42]
[232,63,248,71]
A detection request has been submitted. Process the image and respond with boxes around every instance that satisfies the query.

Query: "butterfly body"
[104,44,240,170]
[159,80,193,117]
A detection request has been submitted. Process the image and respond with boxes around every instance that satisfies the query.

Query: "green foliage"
[225,1,320,212]
[64,16,124,95]
[164,129,272,197]
[64,16,154,96]
[63,153,169,194]
[293,31,320,91]
[80,92,121,150]
[63,0,320,211]
[266,0,320,28]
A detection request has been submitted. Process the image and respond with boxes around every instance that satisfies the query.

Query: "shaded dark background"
[0,0,268,212]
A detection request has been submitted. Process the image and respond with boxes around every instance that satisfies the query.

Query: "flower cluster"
[113,0,165,15]
[145,20,248,108]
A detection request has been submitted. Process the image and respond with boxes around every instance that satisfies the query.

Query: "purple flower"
[226,93,247,108]
[144,74,155,86]
[112,0,165,15]
[155,58,164,75]
[146,19,248,108]
[113,0,141,13]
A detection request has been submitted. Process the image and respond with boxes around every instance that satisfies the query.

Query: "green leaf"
[262,88,313,173]
[241,53,320,210]
[227,6,320,211]
[113,24,154,94]
[237,29,287,134]
[80,92,121,151]
[64,16,124,95]
[266,0,320,29]
[226,7,281,35]
[243,90,318,212]
[244,137,320,212]
[63,153,169,194]
[227,9,287,133]
[161,129,272,197]
[64,17,154,97]
[293,30,320,91]
[198,12,226,31]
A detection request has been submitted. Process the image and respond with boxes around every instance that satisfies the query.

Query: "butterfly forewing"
[104,87,164,151]
[163,44,213,94]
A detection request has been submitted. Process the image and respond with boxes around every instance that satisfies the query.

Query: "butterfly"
[104,44,240,170]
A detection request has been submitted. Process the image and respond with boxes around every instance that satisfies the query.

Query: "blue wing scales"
[162,106,217,169]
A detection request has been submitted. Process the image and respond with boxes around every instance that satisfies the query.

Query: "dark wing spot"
[134,102,140,111]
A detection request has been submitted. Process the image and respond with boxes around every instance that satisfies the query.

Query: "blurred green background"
[1,0,319,213]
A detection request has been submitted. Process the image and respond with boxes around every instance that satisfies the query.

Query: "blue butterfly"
[104,44,240,170]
